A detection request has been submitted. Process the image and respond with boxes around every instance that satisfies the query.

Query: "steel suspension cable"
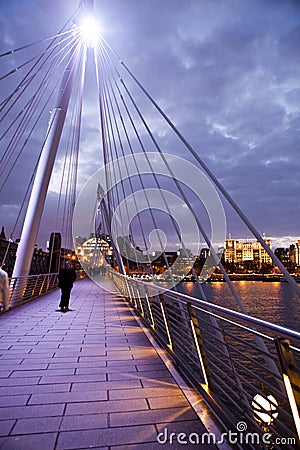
[119,62,300,296]
[0,36,82,191]
[0,33,81,125]
[97,35,300,296]
[0,24,80,114]
[95,45,136,274]
[96,39,255,307]
[98,51,154,277]
[58,45,85,252]
[97,44,176,280]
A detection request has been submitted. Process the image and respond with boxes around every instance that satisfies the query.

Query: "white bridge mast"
[10,2,92,305]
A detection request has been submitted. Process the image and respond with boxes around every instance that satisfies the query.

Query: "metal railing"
[1,270,86,312]
[108,269,300,449]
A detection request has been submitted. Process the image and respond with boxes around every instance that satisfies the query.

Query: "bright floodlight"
[79,17,100,48]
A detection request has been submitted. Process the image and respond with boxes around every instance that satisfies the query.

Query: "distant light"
[79,17,100,48]
[252,393,278,425]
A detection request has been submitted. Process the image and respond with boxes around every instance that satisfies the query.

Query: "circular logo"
[236,421,247,432]
[72,152,226,295]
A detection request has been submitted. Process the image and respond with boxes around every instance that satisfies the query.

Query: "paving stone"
[60,413,107,431]
[48,361,106,370]
[78,349,107,357]
[0,377,41,386]
[39,373,107,384]
[110,406,197,427]
[56,424,157,449]
[28,389,107,405]
[109,386,180,401]
[141,377,176,388]
[71,379,142,392]
[107,371,140,381]
[148,394,190,409]
[48,357,79,363]
[0,403,64,420]
[0,420,15,436]
[0,384,71,396]
[0,370,13,378]
[0,432,57,450]
[11,416,62,434]
[73,366,109,375]
[10,368,75,378]
[65,398,149,416]
[0,394,30,407]
[135,369,173,379]
[19,363,49,369]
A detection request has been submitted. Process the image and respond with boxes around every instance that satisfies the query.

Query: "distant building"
[224,237,272,265]
[76,236,109,268]
[289,240,300,266]
[0,226,6,240]
[171,248,195,276]
[200,248,210,260]
[274,247,290,266]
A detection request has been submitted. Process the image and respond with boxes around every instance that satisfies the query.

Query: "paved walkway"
[0,277,219,449]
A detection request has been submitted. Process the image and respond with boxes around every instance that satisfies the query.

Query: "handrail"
[166,289,300,342]
[1,270,86,312]
[107,269,300,449]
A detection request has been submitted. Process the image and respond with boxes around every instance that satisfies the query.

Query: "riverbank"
[200,274,300,282]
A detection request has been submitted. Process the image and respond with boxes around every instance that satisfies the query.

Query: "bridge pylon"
[10,48,82,306]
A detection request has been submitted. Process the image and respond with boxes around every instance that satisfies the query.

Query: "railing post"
[187,303,210,387]
[159,295,173,350]
[129,283,137,309]
[145,292,156,330]
[39,275,46,295]
[9,278,17,307]
[136,289,144,317]
[32,275,40,297]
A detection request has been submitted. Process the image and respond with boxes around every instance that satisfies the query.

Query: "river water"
[176,281,300,333]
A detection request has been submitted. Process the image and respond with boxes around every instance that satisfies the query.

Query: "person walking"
[57,260,76,312]
[0,258,10,312]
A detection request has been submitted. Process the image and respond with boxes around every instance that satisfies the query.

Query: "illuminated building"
[224,237,272,265]
[289,240,300,266]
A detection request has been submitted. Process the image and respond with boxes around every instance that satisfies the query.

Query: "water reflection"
[176,281,300,332]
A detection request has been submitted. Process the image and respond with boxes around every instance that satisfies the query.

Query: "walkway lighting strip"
[283,374,300,439]
[137,290,144,317]
[190,319,209,386]
[160,301,173,350]
[131,287,137,309]
[145,293,155,329]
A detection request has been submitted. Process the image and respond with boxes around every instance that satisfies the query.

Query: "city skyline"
[1,224,299,257]
[0,1,299,250]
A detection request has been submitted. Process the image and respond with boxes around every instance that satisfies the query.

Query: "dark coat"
[58,267,77,289]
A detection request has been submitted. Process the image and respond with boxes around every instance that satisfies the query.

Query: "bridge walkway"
[0,277,221,450]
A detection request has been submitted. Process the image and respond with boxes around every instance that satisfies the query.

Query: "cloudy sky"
[0,0,299,252]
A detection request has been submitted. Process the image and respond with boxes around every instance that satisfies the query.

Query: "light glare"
[79,18,100,48]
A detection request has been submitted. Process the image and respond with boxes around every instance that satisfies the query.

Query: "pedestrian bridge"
[0,277,221,450]
[1,274,300,450]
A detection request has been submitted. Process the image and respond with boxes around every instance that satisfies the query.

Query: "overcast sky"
[0,0,299,251]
